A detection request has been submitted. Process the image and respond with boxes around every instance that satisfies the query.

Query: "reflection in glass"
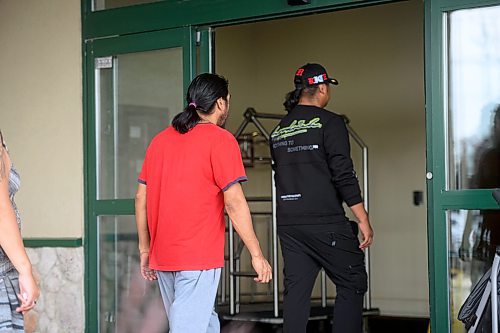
[93,0,161,11]
[98,216,167,333]
[448,6,500,190]
[96,48,183,199]
[450,209,500,332]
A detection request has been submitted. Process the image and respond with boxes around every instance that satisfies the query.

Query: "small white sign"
[95,56,113,69]
[129,126,141,139]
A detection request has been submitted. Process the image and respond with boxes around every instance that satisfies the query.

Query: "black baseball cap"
[294,63,339,88]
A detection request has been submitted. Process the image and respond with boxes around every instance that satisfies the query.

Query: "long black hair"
[172,73,229,134]
[283,85,319,112]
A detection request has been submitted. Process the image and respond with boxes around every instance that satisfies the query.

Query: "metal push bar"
[343,115,372,310]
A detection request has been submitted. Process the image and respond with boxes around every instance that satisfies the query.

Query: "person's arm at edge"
[223,183,272,283]
[135,183,157,281]
[349,202,373,250]
[0,147,39,313]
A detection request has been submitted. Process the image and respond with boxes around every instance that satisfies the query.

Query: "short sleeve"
[138,147,149,185]
[211,133,247,191]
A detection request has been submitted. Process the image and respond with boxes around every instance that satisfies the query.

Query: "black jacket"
[270,105,362,225]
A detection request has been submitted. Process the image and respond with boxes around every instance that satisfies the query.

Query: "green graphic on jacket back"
[271,118,323,140]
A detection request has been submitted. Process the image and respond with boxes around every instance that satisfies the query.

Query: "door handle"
[493,189,500,205]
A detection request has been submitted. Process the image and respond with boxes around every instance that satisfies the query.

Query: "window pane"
[448,6,500,190]
[98,215,167,332]
[448,209,500,332]
[96,48,183,199]
[93,0,161,11]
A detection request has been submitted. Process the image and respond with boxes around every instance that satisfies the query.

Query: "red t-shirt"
[138,124,246,271]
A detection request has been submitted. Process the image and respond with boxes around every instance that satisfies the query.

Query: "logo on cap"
[294,63,338,87]
[307,74,328,85]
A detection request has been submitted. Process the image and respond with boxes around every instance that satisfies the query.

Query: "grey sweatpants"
[157,268,221,333]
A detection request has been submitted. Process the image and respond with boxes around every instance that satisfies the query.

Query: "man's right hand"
[358,220,374,250]
[251,255,272,283]
[140,252,157,281]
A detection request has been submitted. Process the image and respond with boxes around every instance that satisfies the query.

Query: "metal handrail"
[345,117,372,310]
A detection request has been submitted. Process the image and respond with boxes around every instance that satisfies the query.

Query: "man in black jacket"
[270,63,374,333]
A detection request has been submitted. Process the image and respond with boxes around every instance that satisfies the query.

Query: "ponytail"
[283,88,301,112]
[172,104,201,134]
[283,85,320,112]
[171,73,229,134]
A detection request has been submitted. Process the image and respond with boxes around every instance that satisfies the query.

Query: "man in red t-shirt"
[135,73,272,333]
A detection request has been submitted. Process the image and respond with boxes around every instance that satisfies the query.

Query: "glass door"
[84,27,200,333]
[426,1,500,332]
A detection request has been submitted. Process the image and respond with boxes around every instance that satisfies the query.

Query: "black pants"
[278,221,367,333]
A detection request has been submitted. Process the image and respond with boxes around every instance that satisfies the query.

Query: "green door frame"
[426,0,500,332]
[82,0,398,40]
[83,27,195,333]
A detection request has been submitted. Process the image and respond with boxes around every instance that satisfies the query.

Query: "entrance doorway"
[214,0,428,322]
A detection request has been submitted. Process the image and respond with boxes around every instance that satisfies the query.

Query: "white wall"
[216,0,428,317]
[0,0,83,238]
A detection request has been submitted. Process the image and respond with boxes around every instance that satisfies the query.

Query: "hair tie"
[189,102,197,108]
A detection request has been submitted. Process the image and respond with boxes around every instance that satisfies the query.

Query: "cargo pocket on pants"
[329,232,368,294]
[348,262,368,295]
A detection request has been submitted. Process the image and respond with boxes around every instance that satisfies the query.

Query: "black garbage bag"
[458,265,500,332]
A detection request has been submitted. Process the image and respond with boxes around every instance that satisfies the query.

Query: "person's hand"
[459,245,472,262]
[16,271,40,314]
[358,220,374,250]
[140,252,157,281]
[251,255,272,283]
